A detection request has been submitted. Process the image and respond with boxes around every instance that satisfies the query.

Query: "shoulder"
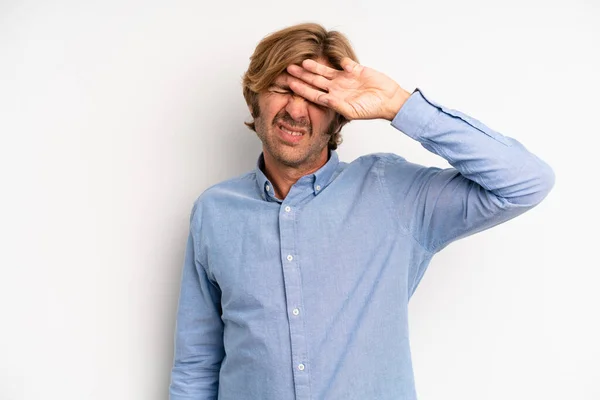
[203,171,257,198]
[355,153,442,190]
[351,152,407,165]
[190,170,259,217]
[345,152,410,174]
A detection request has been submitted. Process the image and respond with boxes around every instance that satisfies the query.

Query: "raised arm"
[286,57,555,290]
[379,88,555,254]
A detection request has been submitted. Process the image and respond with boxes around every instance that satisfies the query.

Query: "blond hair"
[242,23,358,150]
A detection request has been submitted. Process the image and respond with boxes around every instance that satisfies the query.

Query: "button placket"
[278,196,311,399]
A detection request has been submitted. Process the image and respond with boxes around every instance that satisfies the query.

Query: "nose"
[285,94,310,123]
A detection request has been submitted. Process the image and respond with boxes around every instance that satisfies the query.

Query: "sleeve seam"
[189,201,217,285]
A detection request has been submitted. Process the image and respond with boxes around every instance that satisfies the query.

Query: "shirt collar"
[255,150,340,201]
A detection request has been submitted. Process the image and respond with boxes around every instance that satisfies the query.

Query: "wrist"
[384,86,411,121]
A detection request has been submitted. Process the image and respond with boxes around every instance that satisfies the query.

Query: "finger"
[301,59,338,79]
[288,77,331,107]
[287,64,331,92]
[340,57,361,74]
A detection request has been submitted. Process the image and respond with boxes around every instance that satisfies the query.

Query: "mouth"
[276,122,308,143]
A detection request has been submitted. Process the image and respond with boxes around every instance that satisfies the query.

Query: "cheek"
[261,97,288,121]
[310,108,335,131]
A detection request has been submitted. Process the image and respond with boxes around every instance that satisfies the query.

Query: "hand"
[286,57,411,121]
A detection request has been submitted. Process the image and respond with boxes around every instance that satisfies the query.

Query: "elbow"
[541,163,556,197]
[531,161,555,205]
[506,160,555,207]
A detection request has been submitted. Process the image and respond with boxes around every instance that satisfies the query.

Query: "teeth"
[280,125,303,136]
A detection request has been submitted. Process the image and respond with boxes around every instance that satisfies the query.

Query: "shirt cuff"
[390,88,441,140]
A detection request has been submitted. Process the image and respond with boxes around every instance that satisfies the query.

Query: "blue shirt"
[169,89,555,400]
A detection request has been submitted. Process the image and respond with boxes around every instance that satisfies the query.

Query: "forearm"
[391,88,555,206]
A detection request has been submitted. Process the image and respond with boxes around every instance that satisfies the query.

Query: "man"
[169,23,554,400]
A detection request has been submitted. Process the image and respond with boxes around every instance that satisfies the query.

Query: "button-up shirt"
[169,88,555,400]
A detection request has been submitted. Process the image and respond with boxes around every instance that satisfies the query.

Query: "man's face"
[253,60,338,169]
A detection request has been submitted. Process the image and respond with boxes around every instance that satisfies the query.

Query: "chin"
[274,152,307,168]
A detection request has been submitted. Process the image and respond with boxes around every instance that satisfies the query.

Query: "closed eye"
[270,89,290,94]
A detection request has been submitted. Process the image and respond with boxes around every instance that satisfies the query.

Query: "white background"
[1,0,598,399]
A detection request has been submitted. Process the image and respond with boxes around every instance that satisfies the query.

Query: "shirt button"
[298,363,305,371]
[316,185,321,191]
[285,206,291,212]
[265,185,270,191]
[292,308,300,316]
[287,255,293,261]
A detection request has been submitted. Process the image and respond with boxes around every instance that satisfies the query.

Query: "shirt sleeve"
[379,88,555,256]
[169,201,224,400]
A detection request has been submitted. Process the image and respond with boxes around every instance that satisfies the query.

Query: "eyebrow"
[270,83,291,91]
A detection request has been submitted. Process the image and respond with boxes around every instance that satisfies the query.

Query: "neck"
[262,149,329,200]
